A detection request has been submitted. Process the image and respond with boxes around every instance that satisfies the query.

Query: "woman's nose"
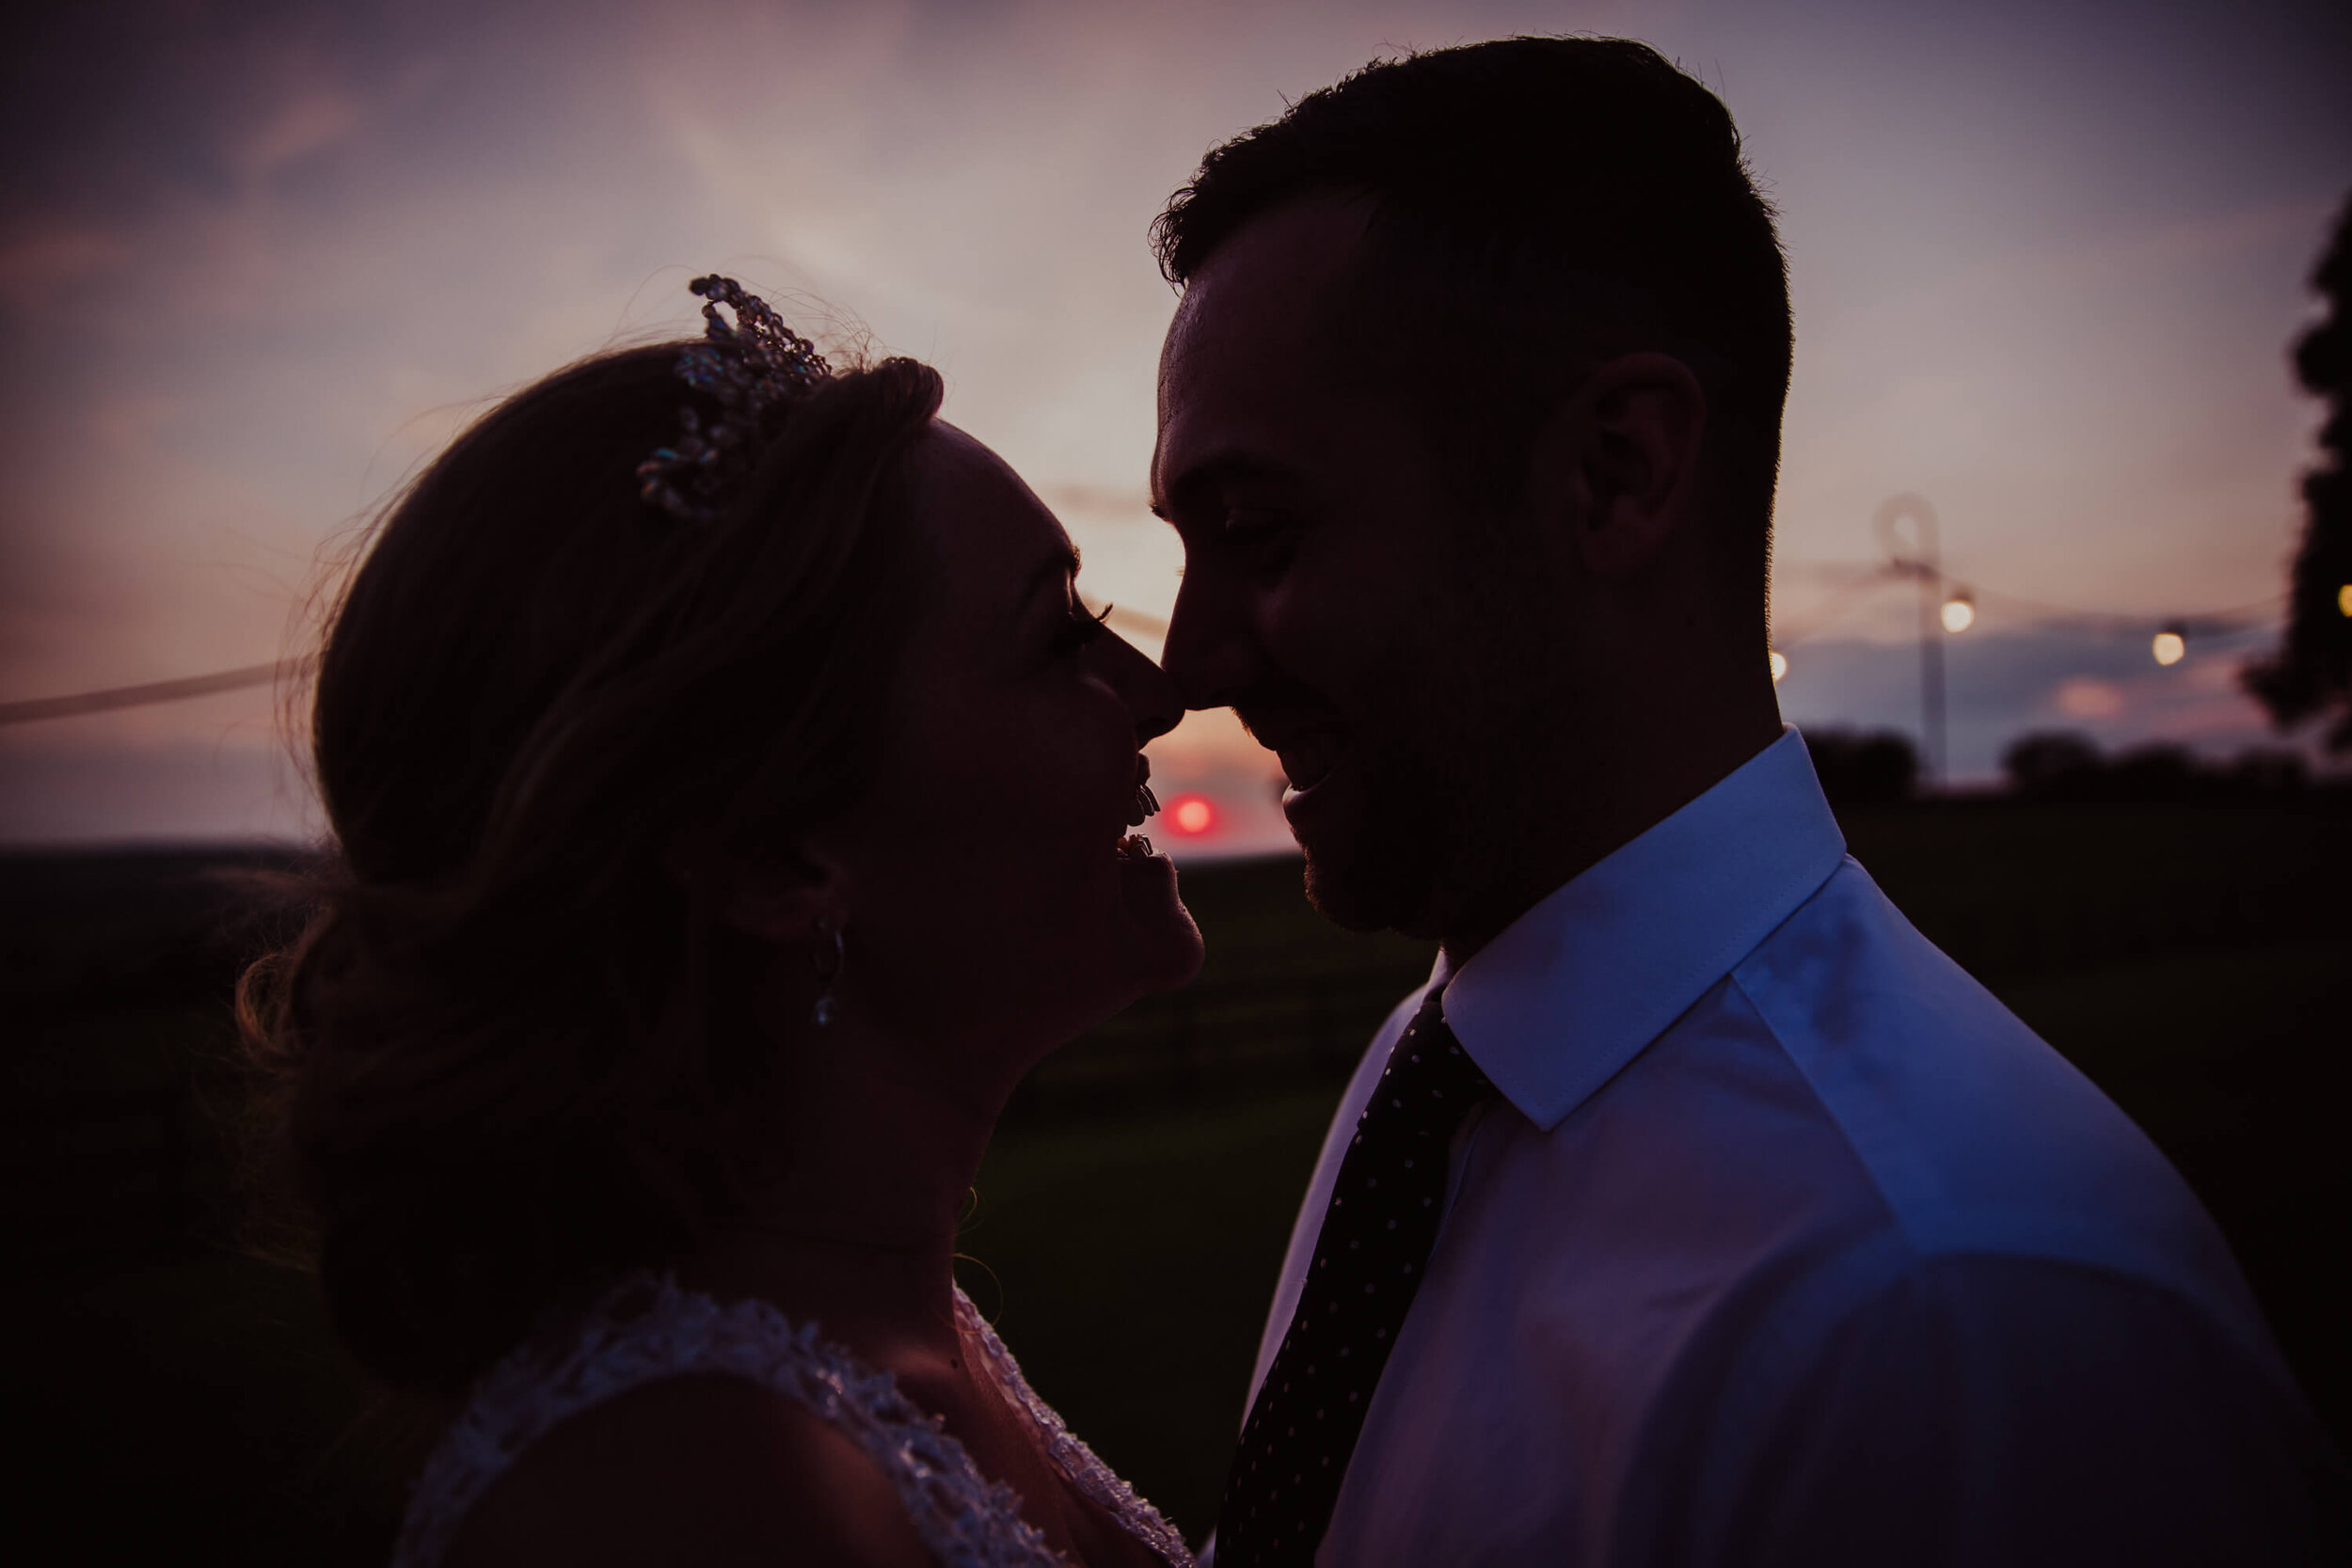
[1106,632,1184,744]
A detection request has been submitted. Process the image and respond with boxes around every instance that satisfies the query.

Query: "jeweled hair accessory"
[635,276,832,525]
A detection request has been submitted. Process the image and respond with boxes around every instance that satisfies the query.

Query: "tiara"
[635,276,832,525]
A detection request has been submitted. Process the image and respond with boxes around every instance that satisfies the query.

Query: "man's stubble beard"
[1299,717,1461,938]
[1300,574,1564,944]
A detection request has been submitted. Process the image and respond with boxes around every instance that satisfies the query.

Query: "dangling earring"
[811,914,845,1026]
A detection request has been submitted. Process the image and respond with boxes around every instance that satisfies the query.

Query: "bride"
[242,278,1205,1566]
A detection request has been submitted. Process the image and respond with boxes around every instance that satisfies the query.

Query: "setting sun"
[1164,793,1218,836]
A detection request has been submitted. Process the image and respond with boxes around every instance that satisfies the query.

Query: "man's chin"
[1295,852,1381,932]
[1285,753,1453,938]
[1298,826,1443,938]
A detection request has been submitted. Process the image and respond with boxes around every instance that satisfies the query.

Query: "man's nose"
[1161,562,1262,712]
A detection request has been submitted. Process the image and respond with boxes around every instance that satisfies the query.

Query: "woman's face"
[818,422,1203,1070]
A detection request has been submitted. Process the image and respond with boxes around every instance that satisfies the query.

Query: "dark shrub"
[2003,732,2106,800]
[1805,728,1920,804]
[2107,743,2201,801]
[2230,748,2311,796]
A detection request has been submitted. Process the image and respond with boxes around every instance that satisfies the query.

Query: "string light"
[2339,583,2352,618]
[1761,499,2284,785]
[1772,567,2280,671]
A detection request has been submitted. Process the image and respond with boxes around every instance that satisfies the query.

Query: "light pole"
[1875,494,1947,786]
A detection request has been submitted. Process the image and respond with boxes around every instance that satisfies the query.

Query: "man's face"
[1152,198,1567,938]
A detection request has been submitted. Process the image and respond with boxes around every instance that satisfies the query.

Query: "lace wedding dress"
[391,1274,1197,1567]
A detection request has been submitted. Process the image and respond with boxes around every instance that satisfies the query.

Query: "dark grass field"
[3,800,2347,1560]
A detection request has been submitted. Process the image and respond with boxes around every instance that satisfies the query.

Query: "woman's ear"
[1525,352,1708,579]
[721,848,849,947]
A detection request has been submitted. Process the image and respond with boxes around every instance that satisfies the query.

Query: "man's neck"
[1438,707,1784,967]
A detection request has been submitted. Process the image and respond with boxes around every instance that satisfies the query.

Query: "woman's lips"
[1117,776,1162,857]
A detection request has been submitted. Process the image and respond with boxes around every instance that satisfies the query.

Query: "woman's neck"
[684,1022,1009,1367]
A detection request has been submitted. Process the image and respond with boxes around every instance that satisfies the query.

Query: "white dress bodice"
[391,1275,1196,1567]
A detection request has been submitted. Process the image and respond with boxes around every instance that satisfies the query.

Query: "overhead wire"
[1770,566,2282,652]
[0,659,305,727]
[0,578,2286,727]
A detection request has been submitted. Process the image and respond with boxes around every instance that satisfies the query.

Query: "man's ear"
[721,847,849,947]
[1528,352,1708,578]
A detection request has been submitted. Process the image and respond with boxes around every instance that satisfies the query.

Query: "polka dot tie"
[1214,988,1492,1565]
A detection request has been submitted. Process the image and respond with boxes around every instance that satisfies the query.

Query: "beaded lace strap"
[391,1275,1065,1568]
[957,1291,1198,1567]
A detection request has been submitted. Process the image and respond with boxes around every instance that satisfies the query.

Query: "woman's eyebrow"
[1015,545,1084,621]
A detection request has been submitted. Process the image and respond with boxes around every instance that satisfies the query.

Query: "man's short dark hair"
[1153,36,1792,590]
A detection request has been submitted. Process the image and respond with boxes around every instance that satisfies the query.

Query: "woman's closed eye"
[1050,597,1114,657]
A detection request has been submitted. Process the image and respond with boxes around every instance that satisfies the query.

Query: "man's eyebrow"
[1153,452,1300,523]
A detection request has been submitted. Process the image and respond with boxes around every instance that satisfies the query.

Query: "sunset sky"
[2,0,2346,850]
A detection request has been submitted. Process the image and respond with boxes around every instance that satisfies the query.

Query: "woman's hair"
[241,335,945,1399]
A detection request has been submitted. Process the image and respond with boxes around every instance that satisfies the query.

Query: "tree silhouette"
[2003,731,2105,799]
[2245,193,2352,749]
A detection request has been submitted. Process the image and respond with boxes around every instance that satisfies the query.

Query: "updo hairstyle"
[241,336,945,1399]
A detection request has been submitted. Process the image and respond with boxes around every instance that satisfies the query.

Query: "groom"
[1151,37,2343,1567]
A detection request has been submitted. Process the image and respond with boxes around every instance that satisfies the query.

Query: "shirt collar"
[1440,726,1848,1132]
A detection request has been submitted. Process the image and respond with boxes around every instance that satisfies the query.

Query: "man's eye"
[1222,509,1294,545]
[1222,510,1302,572]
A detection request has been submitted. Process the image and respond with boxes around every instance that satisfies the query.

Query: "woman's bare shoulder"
[441,1372,937,1567]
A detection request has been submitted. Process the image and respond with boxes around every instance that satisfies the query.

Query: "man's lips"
[1259,730,1343,793]
[1234,691,1348,796]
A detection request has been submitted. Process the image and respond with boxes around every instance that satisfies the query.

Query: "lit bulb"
[2151,631,2186,666]
[2338,583,2352,618]
[1768,649,1788,683]
[1940,597,1976,634]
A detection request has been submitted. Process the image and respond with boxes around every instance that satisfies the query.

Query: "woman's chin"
[1117,849,1205,989]
[1146,914,1207,991]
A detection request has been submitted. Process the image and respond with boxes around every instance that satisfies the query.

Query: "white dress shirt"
[1232,728,2343,1566]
